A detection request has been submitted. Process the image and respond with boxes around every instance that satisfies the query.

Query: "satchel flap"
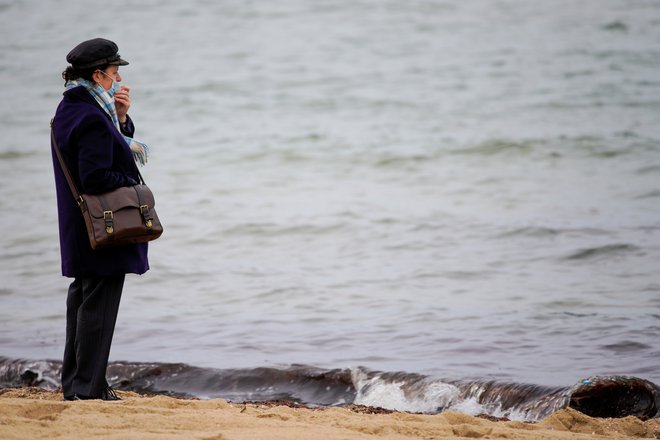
[84,185,156,219]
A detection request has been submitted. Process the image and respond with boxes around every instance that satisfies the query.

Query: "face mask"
[108,81,120,97]
[96,69,120,97]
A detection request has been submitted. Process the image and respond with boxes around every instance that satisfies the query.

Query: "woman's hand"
[115,85,131,122]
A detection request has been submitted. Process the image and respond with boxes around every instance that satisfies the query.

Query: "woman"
[51,38,149,401]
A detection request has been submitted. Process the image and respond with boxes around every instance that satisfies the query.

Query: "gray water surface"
[1,0,659,386]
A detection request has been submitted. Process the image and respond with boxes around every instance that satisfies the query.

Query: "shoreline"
[1,388,659,439]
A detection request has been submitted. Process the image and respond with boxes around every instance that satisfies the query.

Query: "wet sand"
[0,388,658,439]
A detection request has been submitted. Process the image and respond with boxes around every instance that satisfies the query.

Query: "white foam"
[350,368,537,421]
[351,368,460,413]
[448,397,530,422]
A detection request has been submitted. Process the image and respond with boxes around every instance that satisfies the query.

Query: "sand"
[0,388,658,439]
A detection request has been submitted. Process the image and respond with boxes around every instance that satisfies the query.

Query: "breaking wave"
[1,357,657,421]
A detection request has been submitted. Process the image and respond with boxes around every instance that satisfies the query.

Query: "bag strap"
[135,167,146,185]
[50,119,147,206]
[50,119,85,208]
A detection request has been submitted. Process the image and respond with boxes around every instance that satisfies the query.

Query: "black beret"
[66,38,129,69]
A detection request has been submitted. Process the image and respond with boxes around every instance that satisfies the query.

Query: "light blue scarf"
[65,79,150,166]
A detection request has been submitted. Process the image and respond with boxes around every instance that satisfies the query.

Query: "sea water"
[0,0,659,408]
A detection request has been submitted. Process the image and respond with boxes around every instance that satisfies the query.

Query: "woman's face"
[94,65,122,91]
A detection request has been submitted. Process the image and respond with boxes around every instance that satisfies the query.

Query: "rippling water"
[1,0,659,399]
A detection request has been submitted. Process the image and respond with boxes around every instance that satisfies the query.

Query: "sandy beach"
[1,388,658,440]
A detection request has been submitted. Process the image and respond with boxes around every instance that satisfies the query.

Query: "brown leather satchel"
[51,120,163,250]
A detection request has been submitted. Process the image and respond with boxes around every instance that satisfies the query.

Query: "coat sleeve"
[77,115,137,194]
[120,114,135,137]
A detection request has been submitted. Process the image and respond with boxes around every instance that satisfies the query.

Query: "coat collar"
[64,84,99,105]
[63,85,111,120]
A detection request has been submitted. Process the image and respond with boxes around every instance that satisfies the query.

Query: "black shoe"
[102,386,121,401]
[64,387,121,401]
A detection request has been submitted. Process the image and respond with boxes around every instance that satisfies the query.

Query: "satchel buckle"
[103,210,114,234]
[140,204,153,229]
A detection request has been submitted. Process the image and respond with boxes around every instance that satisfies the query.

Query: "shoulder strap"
[51,118,147,194]
[50,119,85,207]
[136,167,146,185]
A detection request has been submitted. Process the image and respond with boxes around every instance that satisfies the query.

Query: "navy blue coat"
[51,86,149,278]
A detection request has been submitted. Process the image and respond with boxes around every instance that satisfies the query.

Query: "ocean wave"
[636,164,660,174]
[0,150,36,160]
[1,357,657,421]
[450,140,536,157]
[562,244,641,261]
[496,226,611,239]
[497,226,563,238]
[221,222,347,237]
[635,190,660,199]
[600,341,653,353]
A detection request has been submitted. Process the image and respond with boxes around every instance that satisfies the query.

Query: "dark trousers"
[61,275,125,398]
